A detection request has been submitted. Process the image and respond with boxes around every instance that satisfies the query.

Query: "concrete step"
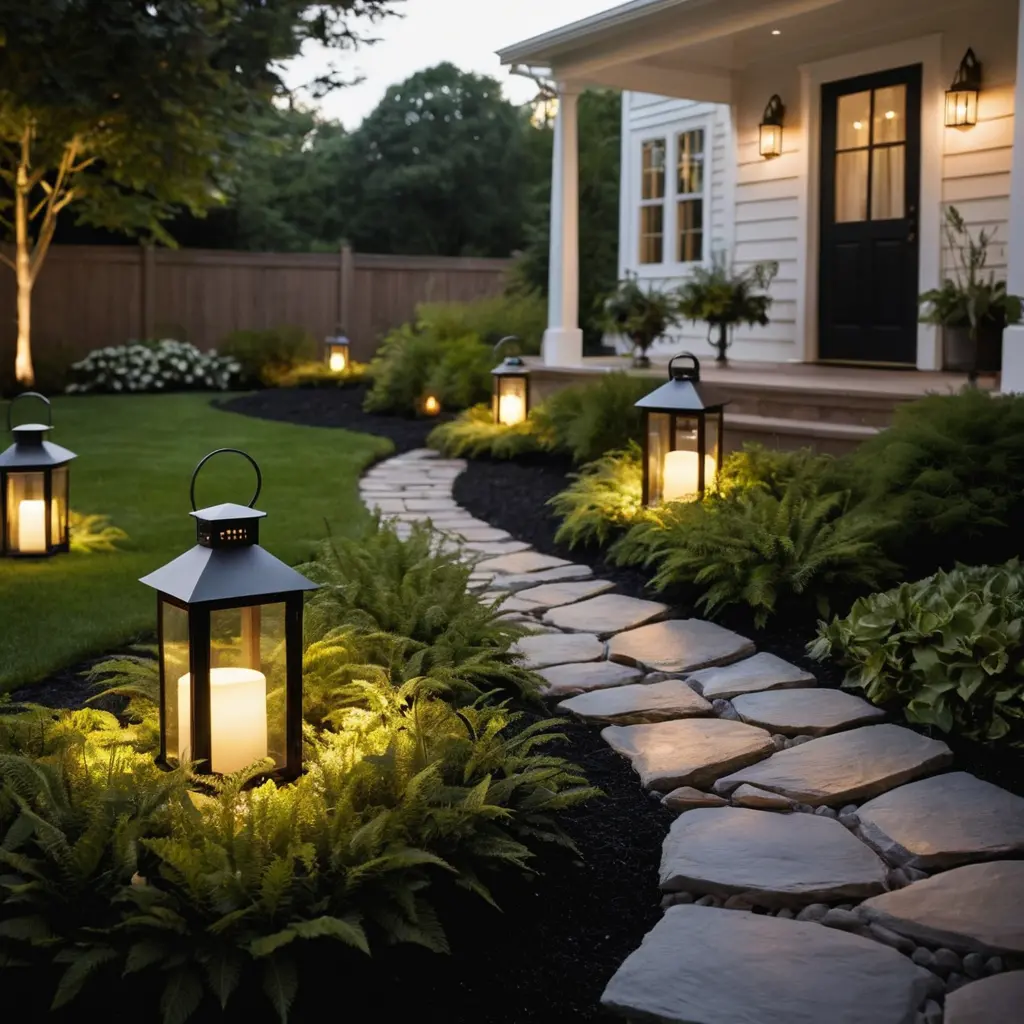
[713,381,905,430]
[724,413,880,458]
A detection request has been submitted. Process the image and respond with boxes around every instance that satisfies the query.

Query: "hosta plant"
[810,559,1024,744]
[65,340,241,394]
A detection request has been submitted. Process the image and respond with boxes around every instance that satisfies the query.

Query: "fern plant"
[428,404,544,460]
[68,511,128,553]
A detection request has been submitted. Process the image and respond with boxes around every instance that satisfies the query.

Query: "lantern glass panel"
[327,343,349,372]
[5,471,47,554]
[945,89,978,127]
[645,412,671,506]
[51,465,69,547]
[161,601,190,765]
[663,416,714,502]
[495,376,527,426]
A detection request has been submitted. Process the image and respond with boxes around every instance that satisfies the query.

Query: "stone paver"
[943,972,1024,1024]
[660,807,888,906]
[731,784,794,810]
[510,579,615,610]
[445,526,511,542]
[859,861,1024,955]
[602,718,773,792]
[732,687,886,737]
[511,632,605,671]
[688,652,816,700]
[608,619,755,673]
[856,772,1024,871]
[461,540,533,555]
[661,787,728,811]
[714,724,953,807]
[488,564,594,591]
[538,661,644,698]
[558,678,711,723]
[542,593,669,638]
[476,551,570,575]
[601,906,934,1024]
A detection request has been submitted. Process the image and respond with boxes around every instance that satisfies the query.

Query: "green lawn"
[0,393,392,690]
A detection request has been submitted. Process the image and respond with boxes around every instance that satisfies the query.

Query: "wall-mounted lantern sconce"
[945,48,981,128]
[758,95,785,158]
[491,336,530,426]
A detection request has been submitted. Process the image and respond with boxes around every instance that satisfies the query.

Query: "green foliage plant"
[65,340,241,394]
[219,327,318,387]
[676,254,779,364]
[418,291,545,354]
[549,444,644,549]
[268,360,369,388]
[425,335,496,411]
[601,273,680,367]
[68,511,128,553]
[810,560,1024,744]
[428,404,544,460]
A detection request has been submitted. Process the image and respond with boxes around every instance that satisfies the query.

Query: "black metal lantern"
[0,392,76,557]
[635,353,727,506]
[491,336,530,426]
[325,330,351,373]
[140,449,317,780]
[759,94,785,158]
[945,49,981,128]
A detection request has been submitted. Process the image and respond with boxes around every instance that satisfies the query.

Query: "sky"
[282,0,618,128]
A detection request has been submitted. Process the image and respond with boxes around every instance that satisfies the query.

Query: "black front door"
[819,65,921,364]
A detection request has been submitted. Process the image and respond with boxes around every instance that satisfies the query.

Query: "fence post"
[141,242,156,340]
[339,241,355,338]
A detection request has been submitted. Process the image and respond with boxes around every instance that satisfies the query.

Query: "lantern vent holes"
[198,520,259,549]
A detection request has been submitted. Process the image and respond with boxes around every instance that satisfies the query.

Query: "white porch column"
[1001,0,1024,391]
[544,84,583,367]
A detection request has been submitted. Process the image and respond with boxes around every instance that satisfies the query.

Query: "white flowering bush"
[65,339,242,394]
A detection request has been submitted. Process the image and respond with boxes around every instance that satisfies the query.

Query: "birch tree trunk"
[14,164,34,387]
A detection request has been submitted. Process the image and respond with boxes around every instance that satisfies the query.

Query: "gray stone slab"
[660,806,888,906]
[689,652,816,700]
[662,787,729,811]
[558,678,711,723]
[446,526,512,542]
[731,784,794,810]
[475,550,569,575]
[489,565,594,591]
[732,687,886,737]
[601,905,934,1024]
[607,619,755,673]
[539,661,644,698]
[511,632,605,670]
[944,972,1024,1024]
[542,593,669,638]
[460,540,533,555]
[602,718,773,792]
[714,724,953,807]
[856,772,1024,871]
[512,578,616,610]
[859,861,1024,955]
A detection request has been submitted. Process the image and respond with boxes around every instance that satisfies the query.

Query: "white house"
[498,0,1024,389]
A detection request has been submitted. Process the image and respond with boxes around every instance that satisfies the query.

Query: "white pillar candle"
[329,350,347,372]
[498,393,526,426]
[17,499,47,553]
[177,667,268,774]
[662,451,717,502]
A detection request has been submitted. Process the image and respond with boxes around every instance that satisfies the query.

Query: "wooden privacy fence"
[0,244,514,371]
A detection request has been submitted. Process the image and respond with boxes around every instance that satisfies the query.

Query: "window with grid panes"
[676,129,705,262]
[639,138,666,264]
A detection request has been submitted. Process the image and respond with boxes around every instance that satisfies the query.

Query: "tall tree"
[0,0,396,386]
[337,63,530,257]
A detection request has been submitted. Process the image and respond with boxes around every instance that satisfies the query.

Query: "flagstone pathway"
[361,450,1024,1024]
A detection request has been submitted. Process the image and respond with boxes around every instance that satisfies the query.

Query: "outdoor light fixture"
[422,395,441,416]
[140,449,316,780]
[0,392,75,558]
[491,335,530,426]
[635,353,726,506]
[325,329,351,373]
[759,95,785,158]
[945,48,981,128]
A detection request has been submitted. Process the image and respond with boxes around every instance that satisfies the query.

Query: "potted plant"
[602,273,680,368]
[919,206,1022,381]
[676,254,779,364]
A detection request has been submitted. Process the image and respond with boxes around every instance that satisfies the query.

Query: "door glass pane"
[677,130,704,194]
[677,199,703,262]
[640,205,664,264]
[835,150,869,223]
[641,139,666,200]
[873,84,906,144]
[837,91,871,150]
[871,145,905,220]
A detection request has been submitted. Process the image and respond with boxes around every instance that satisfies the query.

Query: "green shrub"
[810,560,1024,744]
[425,335,495,410]
[220,327,318,387]
[418,292,545,354]
[550,444,644,549]
[363,325,445,414]
[65,340,241,394]
[428,404,544,460]
[270,360,369,388]
[613,482,895,627]
[719,444,844,498]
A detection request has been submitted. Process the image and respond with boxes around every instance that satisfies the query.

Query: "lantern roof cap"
[0,437,77,469]
[191,502,267,523]
[492,355,527,376]
[634,353,727,413]
[139,544,317,604]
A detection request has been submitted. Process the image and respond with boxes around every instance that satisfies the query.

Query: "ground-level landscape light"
[635,354,726,506]
[326,331,351,372]
[422,394,442,416]
[140,448,316,779]
[491,336,530,426]
[0,392,76,557]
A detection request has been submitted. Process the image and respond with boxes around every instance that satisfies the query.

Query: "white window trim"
[629,113,713,279]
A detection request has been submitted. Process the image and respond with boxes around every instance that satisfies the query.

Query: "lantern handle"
[7,391,52,433]
[668,353,701,382]
[493,335,522,358]
[190,448,263,512]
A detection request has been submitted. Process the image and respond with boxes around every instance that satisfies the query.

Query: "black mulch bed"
[217,384,447,454]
